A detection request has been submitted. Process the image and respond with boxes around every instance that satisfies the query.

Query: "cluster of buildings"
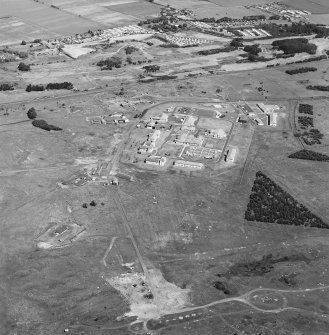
[135,107,230,170]
[173,131,205,147]
[189,20,272,38]
[158,33,213,47]
[100,25,151,39]
[237,28,271,38]
[47,25,151,47]
[37,223,85,249]
[144,112,169,129]
[189,21,234,37]
[215,18,266,29]
[90,113,130,125]
[138,129,161,154]
[254,3,310,21]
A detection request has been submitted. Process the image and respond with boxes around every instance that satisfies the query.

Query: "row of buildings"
[157,33,214,47]
[254,3,310,21]
[47,25,151,47]
[90,113,130,125]
[237,28,271,38]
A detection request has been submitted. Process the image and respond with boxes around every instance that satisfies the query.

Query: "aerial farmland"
[1,0,329,334]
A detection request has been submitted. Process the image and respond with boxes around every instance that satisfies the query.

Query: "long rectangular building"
[174,160,204,169]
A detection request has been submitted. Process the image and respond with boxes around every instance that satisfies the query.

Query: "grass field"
[0,0,105,42]
[282,0,329,14]
[107,1,162,17]
[0,0,163,44]
[0,16,58,46]
[208,0,269,6]
[42,0,161,27]
[309,14,329,24]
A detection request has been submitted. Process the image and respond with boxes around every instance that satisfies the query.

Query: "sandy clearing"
[62,45,95,59]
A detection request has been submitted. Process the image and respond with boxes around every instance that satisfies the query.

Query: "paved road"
[0,87,328,109]
[128,284,329,334]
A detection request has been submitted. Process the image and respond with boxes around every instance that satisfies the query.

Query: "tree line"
[197,46,236,55]
[306,85,329,92]
[26,82,73,92]
[286,67,317,75]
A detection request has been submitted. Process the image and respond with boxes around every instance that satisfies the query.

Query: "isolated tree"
[244,44,261,55]
[230,38,243,48]
[18,62,31,72]
[21,40,27,45]
[27,107,37,119]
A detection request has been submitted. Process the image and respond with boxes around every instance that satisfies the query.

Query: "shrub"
[230,38,243,48]
[18,62,31,71]
[143,64,160,72]
[306,85,329,91]
[272,38,316,55]
[26,84,44,92]
[125,46,138,55]
[46,82,73,90]
[0,83,14,91]
[198,46,236,55]
[97,56,122,70]
[244,44,261,55]
[32,119,62,131]
[27,107,37,119]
